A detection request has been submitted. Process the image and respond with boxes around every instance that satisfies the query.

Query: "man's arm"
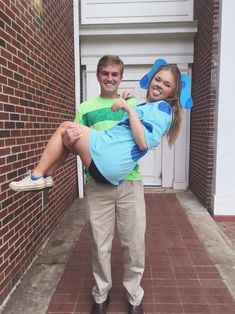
[62,122,83,154]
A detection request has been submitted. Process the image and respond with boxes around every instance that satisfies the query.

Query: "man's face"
[97,64,123,98]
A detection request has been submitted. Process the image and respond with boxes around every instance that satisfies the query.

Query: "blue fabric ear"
[140,59,167,89]
[180,74,193,109]
[140,58,193,109]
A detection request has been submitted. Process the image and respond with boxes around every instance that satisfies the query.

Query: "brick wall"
[0,0,77,306]
[190,0,220,215]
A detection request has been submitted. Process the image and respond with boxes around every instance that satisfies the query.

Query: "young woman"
[9,62,190,191]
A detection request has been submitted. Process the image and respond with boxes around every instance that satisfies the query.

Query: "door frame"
[81,64,191,189]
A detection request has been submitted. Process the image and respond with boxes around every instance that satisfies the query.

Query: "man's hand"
[63,123,83,154]
[122,91,134,100]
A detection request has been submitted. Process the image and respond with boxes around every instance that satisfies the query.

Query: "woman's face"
[147,69,176,102]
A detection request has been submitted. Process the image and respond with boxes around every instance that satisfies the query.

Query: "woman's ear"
[180,74,193,109]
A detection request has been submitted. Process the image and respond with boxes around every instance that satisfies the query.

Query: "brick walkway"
[216,221,235,247]
[46,193,235,313]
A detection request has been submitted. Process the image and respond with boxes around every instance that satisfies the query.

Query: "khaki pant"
[85,179,146,306]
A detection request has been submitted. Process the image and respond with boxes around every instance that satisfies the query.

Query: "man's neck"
[100,92,120,99]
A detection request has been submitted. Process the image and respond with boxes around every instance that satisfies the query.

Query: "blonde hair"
[148,65,182,146]
[97,55,124,76]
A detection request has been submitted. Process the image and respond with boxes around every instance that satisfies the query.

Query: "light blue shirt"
[89,100,172,185]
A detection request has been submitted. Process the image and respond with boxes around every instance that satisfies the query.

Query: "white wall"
[81,0,193,24]
[79,0,197,190]
[213,0,235,216]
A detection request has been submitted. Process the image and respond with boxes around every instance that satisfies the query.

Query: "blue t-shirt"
[89,100,172,185]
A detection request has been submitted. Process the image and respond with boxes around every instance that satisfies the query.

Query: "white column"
[85,65,100,99]
[213,0,235,216]
[172,63,191,189]
[73,0,84,198]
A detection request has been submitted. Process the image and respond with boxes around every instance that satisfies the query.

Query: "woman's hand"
[112,99,147,150]
[111,98,133,113]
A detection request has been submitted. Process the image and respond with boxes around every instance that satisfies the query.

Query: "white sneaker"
[9,172,46,191]
[44,176,54,188]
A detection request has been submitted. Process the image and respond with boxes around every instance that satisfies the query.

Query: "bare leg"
[9,122,92,192]
[33,121,91,176]
[45,148,70,175]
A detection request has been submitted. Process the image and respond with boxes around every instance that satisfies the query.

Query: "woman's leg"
[33,121,91,176]
[9,121,92,191]
[32,122,75,176]
[43,148,70,176]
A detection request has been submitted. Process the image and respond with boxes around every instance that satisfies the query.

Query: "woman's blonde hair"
[148,65,182,146]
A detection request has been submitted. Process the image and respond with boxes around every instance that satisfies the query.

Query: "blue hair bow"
[140,59,193,109]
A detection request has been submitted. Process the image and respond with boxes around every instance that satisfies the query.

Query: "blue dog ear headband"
[140,59,193,109]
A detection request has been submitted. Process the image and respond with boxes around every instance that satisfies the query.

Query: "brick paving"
[216,221,235,247]
[46,193,235,313]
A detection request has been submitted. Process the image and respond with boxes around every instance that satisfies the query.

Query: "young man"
[64,55,145,314]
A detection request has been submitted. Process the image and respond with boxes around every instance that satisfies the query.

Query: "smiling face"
[147,69,176,102]
[97,64,123,98]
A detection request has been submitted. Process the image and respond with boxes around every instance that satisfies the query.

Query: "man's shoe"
[90,294,110,314]
[128,302,143,314]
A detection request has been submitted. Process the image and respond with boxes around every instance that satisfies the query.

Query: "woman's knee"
[60,121,75,130]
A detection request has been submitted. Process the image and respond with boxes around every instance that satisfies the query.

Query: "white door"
[119,80,162,186]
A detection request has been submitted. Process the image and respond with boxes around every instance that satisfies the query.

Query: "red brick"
[0,0,76,307]
[190,0,220,215]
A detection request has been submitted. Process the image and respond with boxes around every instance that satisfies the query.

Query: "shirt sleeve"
[74,105,85,124]
[143,101,172,149]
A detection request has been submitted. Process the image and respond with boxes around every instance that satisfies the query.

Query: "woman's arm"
[111,99,147,151]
